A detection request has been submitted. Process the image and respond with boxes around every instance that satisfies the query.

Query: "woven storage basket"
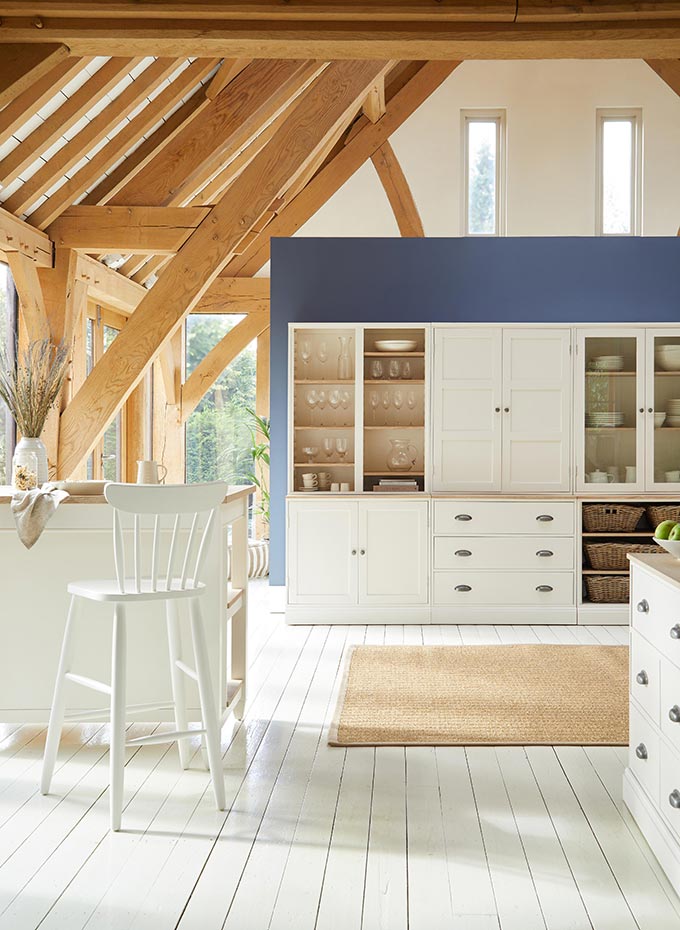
[582,503,644,533]
[647,505,680,529]
[585,574,630,603]
[584,542,659,571]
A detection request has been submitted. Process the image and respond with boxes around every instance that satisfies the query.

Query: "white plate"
[374,340,418,353]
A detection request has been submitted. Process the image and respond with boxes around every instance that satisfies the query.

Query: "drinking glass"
[328,388,341,421]
[323,437,335,460]
[317,390,326,425]
[305,388,318,426]
[393,389,403,421]
[335,437,348,460]
[369,390,380,424]
[317,341,329,368]
[388,359,400,380]
[341,390,351,426]
[302,446,318,463]
[406,390,417,425]
[299,339,312,371]
[382,390,391,425]
[370,359,383,380]
[401,360,412,380]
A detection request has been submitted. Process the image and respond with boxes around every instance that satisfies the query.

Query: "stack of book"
[372,478,419,492]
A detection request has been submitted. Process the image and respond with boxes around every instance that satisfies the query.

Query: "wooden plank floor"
[1,583,680,930]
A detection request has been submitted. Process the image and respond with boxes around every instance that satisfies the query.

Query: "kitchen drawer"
[433,500,574,536]
[661,656,680,755]
[660,740,680,839]
[434,535,573,571]
[631,630,660,725]
[629,704,660,803]
[433,571,574,607]
[631,567,680,664]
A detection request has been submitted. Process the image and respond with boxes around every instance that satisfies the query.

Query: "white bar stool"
[41,481,228,831]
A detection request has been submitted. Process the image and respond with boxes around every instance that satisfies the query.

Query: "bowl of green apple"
[654,521,680,557]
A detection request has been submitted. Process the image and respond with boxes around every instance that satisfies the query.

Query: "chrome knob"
[635,670,649,686]
[635,743,648,760]
[536,585,553,593]
[455,549,472,557]
[536,514,554,522]
[669,705,680,724]
[536,550,554,557]
[637,599,649,614]
[455,514,472,521]
[670,790,680,809]
[671,625,680,639]
[454,584,472,592]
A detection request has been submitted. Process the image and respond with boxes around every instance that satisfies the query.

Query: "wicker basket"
[582,503,644,533]
[585,574,630,603]
[646,505,680,529]
[584,542,659,571]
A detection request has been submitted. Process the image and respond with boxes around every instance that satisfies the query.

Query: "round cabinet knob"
[495,407,501,413]
[636,743,648,760]
[455,514,472,522]
[454,584,472,592]
[637,599,649,614]
[639,407,645,414]
[649,407,654,413]
[504,407,510,413]
[671,625,680,640]
[536,514,554,522]
[536,585,554,593]
[455,549,472,557]
[636,670,649,686]
[669,790,680,810]
[669,705,680,724]
[360,549,366,556]
[351,549,357,556]
[536,550,554,558]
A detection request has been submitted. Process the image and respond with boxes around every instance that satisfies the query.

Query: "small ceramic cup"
[666,471,680,482]
[330,482,340,492]
[302,473,318,487]
[340,482,350,492]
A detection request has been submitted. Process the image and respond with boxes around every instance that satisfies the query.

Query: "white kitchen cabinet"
[432,326,571,493]
[359,500,428,604]
[287,500,357,606]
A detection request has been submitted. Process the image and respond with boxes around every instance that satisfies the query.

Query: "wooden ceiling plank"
[6,250,50,341]
[223,60,459,279]
[58,59,392,478]
[371,140,424,236]
[3,57,182,219]
[110,59,327,208]
[131,254,168,285]
[0,56,90,149]
[0,205,53,266]
[0,43,69,108]
[29,58,220,229]
[0,56,140,189]
[205,58,251,99]
[181,310,269,421]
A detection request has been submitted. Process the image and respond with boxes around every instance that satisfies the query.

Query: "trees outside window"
[462,110,506,237]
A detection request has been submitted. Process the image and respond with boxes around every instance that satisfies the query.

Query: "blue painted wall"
[270,236,680,585]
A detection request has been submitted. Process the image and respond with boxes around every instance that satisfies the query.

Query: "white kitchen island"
[0,485,253,723]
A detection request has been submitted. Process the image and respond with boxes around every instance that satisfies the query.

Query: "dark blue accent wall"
[270,236,680,585]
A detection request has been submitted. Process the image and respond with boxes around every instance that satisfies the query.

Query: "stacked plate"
[590,356,624,372]
[656,345,680,371]
[585,411,625,428]
[666,399,680,426]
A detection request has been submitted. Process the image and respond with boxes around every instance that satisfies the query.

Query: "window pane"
[602,119,633,235]
[0,264,14,484]
[102,324,121,481]
[467,120,497,235]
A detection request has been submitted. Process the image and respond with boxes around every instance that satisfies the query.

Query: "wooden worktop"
[0,484,255,505]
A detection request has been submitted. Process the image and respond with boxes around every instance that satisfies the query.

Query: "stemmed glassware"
[299,339,312,372]
[369,390,380,424]
[302,446,318,463]
[305,388,318,426]
[388,359,401,380]
[370,360,383,380]
[316,390,326,426]
[407,390,417,425]
[317,341,329,369]
[341,390,351,426]
[323,437,335,460]
[393,389,403,421]
[401,360,411,380]
[335,438,348,460]
[328,389,341,422]
[382,390,391,425]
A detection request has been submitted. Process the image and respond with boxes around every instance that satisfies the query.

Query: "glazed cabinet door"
[432,327,502,492]
[501,329,572,492]
[287,501,358,605]
[645,329,680,492]
[358,500,429,605]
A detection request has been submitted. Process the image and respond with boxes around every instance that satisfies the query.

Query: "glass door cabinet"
[647,330,680,492]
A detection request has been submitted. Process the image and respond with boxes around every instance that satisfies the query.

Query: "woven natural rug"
[329,644,629,746]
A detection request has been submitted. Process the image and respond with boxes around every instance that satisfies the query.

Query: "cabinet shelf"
[582,532,655,537]
[582,569,630,575]
[364,471,425,476]
[294,425,352,430]
[364,379,425,385]
[585,427,635,432]
[364,351,425,358]
[294,461,354,467]
[364,425,424,430]
[585,370,680,377]
[294,379,354,384]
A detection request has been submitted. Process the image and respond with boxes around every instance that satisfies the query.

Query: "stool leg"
[41,595,78,795]
[188,598,225,811]
[165,600,190,769]
[110,603,127,831]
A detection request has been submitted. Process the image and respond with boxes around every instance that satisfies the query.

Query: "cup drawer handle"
[536,585,553,593]
[669,705,680,724]
[635,670,649,686]
[635,743,648,760]
[670,790,680,810]
[637,599,649,614]
[455,514,472,522]
[454,584,472,592]
[455,549,472,557]
[536,514,554,522]
[671,625,680,640]
[536,550,554,557]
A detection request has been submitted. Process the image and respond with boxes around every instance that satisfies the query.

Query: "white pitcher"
[136,460,167,484]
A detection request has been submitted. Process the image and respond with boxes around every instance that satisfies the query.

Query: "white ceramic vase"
[13,436,48,487]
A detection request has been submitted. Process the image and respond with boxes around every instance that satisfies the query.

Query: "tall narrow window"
[596,109,642,236]
[0,263,17,483]
[462,110,506,236]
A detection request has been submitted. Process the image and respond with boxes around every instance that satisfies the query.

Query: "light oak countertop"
[0,484,255,506]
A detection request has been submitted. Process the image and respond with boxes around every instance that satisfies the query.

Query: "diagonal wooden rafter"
[205,59,251,99]
[0,43,70,108]
[371,140,424,236]
[0,205,53,266]
[58,59,391,478]
[47,206,210,254]
[181,309,270,421]
[6,251,50,342]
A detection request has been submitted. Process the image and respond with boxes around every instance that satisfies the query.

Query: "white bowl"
[374,340,418,353]
[655,412,667,427]
[654,537,680,558]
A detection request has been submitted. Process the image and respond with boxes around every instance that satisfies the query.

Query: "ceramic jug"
[386,439,417,472]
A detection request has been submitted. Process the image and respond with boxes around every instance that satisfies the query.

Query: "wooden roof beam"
[362,78,386,123]
[0,205,53,266]
[57,59,391,478]
[48,206,211,253]
[74,253,145,315]
[205,58,251,99]
[6,251,50,341]
[371,141,424,236]
[0,43,69,108]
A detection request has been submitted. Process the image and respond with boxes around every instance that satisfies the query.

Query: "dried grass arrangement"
[0,339,69,438]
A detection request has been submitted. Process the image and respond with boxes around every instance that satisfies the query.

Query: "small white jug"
[136,460,167,484]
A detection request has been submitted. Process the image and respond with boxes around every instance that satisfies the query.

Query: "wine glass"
[336,437,348,460]
[323,437,335,460]
[393,389,403,422]
[401,360,411,380]
[388,359,401,380]
[317,390,326,426]
[317,341,329,369]
[341,390,351,426]
[302,446,318,463]
[370,359,383,380]
[305,388,318,426]
[328,389,341,422]
[299,339,312,371]
[369,390,380,424]
[406,390,417,426]
[382,390,391,425]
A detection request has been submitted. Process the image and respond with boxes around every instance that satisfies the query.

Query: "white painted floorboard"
[1,581,679,930]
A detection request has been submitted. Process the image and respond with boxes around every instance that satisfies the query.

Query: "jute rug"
[328,644,628,746]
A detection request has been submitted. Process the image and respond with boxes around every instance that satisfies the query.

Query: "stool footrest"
[65,672,111,695]
[126,728,206,747]
[64,700,176,722]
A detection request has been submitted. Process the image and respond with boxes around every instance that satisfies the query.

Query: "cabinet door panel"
[358,501,428,605]
[288,501,357,605]
[433,328,502,492]
[502,329,572,492]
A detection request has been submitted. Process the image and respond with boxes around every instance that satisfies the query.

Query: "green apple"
[655,520,678,540]
[670,524,680,542]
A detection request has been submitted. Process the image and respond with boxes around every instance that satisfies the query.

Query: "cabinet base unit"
[431,605,576,624]
[623,771,680,900]
[286,605,431,625]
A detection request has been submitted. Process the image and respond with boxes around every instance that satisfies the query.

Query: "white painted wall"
[279,60,680,249]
